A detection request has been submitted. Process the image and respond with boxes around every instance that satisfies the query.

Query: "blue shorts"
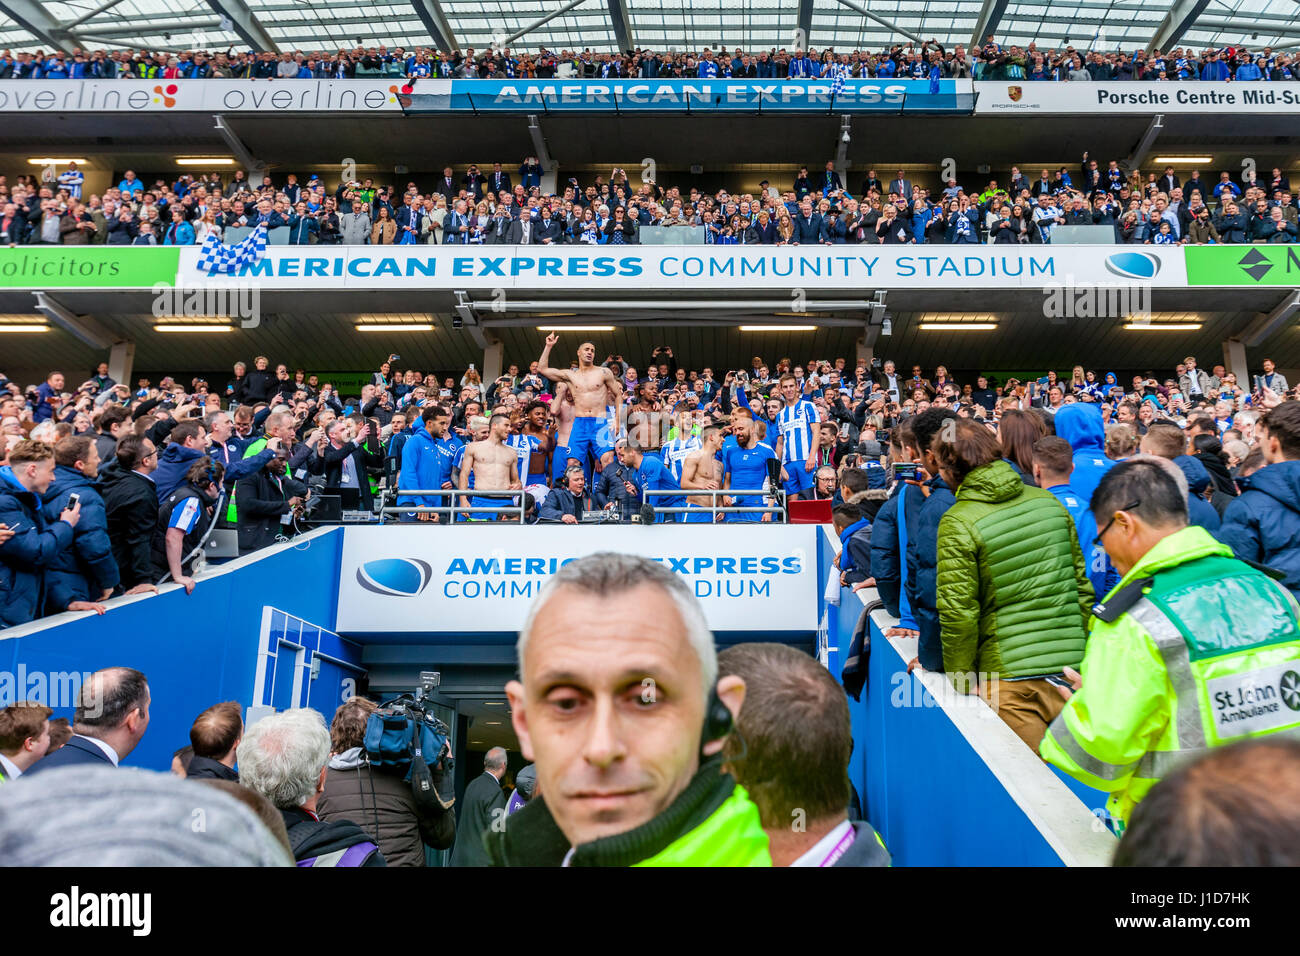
[551,444,570,484]
[468,494,509,520]
[567,417,603,478]
[782,461,815,497]
[726,494,767,523]
[683,503,715,523]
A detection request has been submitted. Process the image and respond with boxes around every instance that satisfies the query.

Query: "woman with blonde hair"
[423,195,446,244]
[194,207,222,243]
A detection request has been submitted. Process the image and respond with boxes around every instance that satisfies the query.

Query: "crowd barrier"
[820,526,1117,866]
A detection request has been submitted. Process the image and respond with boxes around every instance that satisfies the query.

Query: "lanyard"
[819,826,857,866]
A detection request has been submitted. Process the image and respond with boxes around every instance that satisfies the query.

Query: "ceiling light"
[155,324,233,333]
[176,157,236,166]
[355,323,434,332]
[536,325,615,331]
[1123,322,1202,331]
[27,158,88,166]
[739,325,816,332]
[485,721,502,726]
[0,324,49,333]
[1153,157,1213,165]
[918,323,998,331]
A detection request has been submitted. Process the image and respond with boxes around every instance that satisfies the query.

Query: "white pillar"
[856,336,874,369]
[540,163,559,197]
[108,341,135,388]
[482,337,503,387]
[1223,337,1249,390]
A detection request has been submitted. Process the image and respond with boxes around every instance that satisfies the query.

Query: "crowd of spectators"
[3,336,1300,632]
[1,37,1297,83]
[5,154,1296,248]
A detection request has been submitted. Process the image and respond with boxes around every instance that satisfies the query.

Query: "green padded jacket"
[936,459,1092,689]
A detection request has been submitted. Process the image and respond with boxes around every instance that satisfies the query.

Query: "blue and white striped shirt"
[662,435,702,481]
[777,399,820,464]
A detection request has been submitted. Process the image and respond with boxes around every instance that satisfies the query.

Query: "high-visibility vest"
[1041,525,1300,829]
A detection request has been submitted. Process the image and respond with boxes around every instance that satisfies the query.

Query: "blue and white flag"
[831,65,847,98]
[196,223,268,275]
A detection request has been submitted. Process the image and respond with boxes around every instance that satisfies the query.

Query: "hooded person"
[506,764,537,815]
[1218,401,1300,601]
[1054,403,1115,503]
[1172,454,1222,532]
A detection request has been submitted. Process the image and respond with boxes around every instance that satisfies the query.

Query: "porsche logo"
[1007,85,1023,102]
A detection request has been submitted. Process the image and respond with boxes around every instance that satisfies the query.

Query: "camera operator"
[234,450,307,555]
[539,465,591,523]
[152,456,225,593]
[318,697,455,868]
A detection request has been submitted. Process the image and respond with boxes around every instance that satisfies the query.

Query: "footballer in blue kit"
[721,409,777,523]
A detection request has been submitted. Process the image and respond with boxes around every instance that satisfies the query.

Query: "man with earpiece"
[488,552,770,866]
[538,465,591,524]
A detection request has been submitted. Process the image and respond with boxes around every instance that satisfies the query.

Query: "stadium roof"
[2,0,1299,58]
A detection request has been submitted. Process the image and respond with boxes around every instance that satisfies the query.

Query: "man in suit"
[462,165,487,202]
[26,667,149,775]
[450,745,507,866]
[488,162,512,196]
[435,167,459,203]
[888,169,912,202]
[820,160,843,195]
[508,214,537,244]
[394,195,421,244]
[1159,166,1180,194]
[0,702,51,782]
[792,199,823,244]
[319,420,383,511]
[444,199,471,244]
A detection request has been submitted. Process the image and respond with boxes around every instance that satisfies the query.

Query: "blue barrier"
[0,528,348,773]
[821,528,1115,866]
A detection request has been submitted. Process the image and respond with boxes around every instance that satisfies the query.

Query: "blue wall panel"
[835,584,1083,866]
[0,530,345,773]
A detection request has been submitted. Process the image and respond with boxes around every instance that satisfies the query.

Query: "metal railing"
[375,487,786,523]
[644,488,786,522]
[378,488,527,524]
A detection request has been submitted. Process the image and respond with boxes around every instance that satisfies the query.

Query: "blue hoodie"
[1055,403,1115,506]
[907,474,956,672]
[40,464,119,610]
[1173,455,1221,532]
[1217,459,1300,599]
[154,443,206,502]
[397,426,458,510]
[0,465,74,628]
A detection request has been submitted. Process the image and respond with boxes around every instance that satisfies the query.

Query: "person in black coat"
[101,437,160,592]
[449,747,507,867]
[239,357,277,406]
[234,454,307,554]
